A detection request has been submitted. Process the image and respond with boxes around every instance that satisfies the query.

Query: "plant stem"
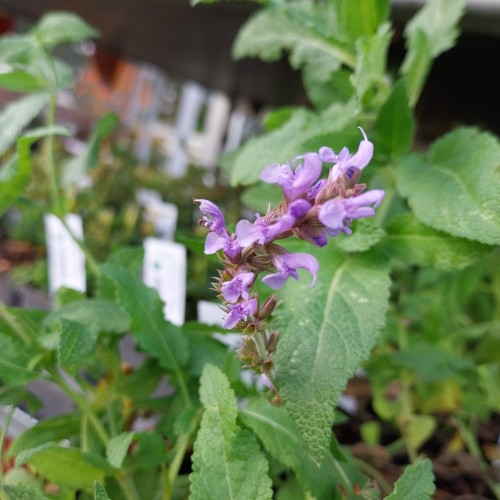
[49,368,109,446]
[163,433,191,499]
[173,370,192,409]
[116,473,142,500]
[45,92,63,217]
[0,301,32,346]
[327,453,354,496]
[354,457,392,496]
[58,216,101,279]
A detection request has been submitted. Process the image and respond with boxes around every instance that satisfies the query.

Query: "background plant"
[0,1,498,499]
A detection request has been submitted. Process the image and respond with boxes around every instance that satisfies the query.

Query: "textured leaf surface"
[240,398,340,499]
[106,432,135,468]
[386,459,435,499]
[396,127,500,245]
[385,213,492,269]
[3,485,49,500]
[376,79,415,156]
[101,264,189,370]
[0,93,48,156]
[275,248,390,459]
[335,219,385,253]
[351,23,391,109]
[33,11,99,47]
[190,365,273,500]
[58,318,96,368]
[233,9,353,82]
[402,0,465,105]
[94,482,111,500]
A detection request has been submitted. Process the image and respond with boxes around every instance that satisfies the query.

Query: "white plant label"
[143,237,186,326]
[44,214,86,294]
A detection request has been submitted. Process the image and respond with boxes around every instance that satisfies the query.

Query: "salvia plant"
[0,0,499,499]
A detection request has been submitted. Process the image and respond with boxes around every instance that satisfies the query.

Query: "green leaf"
[230,102,358,186]
[303,68,353,109]
[17,445,108,489]
[128,431,167,468]
[0,124,70,216]
[401,0,465,106]
[229,110,310,186]
[8,414,80,458]
[190,364,273,500]
[0,34,38,65]
[0,93,49,156]
[240,397,303,469]
[101,264,189,371]
[233,9,355,81]
[0,70,45,92]
[335,219,385,253]
[275,248,390,459]
[106,432,135,468]
[2,485,49,500]
[45,298,130,335]
[385,213,492,269]
[0,331,40,386]
[239,398,340,499]
[396,127,500,245]
[336,0,390,39]
[241,184,282,213]
[62,113,119,188]
[94,482,111,500]
[33,11,99,47]
[391,344,472,382]
[351,23,392,109]
[375,79,415,156]
[58,318,97,369]
[386,459,435,499]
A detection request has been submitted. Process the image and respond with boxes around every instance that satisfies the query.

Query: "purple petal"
[345,189,385,209]
[265,214,295,241]
[285,153,322,200]
[345,128,373,171]
[319,146,337,163]
[204,232,241,259]
[221,272,255,303]
[307,179,326,201]
[195,199,227,234]
[262,270,289,290]
[260,162,291,184]
[288,199,311,218]
[223,298,258,329]
[319,199,347,230]
[236,219,265,247]
[263,252,319,290]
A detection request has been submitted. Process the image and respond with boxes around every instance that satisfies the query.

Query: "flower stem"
[0,300,32,346]
[0,405,15,482]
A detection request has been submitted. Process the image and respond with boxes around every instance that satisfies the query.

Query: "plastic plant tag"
[143,237,186,326]
[44,214,86,294]
[144,200,178,241]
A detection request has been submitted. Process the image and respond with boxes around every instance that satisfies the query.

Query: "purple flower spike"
[195,199,227,235]
[236,214,295,247]
[222,272,255,303]
[260,153,322,201]
[262,252,319,290]
[224,298,258,329]
[319,189,385,233]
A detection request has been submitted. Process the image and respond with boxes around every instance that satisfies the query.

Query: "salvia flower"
[224,298,258,329]
[221,272,255,303]
[195,128,384,375]
[260,153,322,201]
[262,252,319,290]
